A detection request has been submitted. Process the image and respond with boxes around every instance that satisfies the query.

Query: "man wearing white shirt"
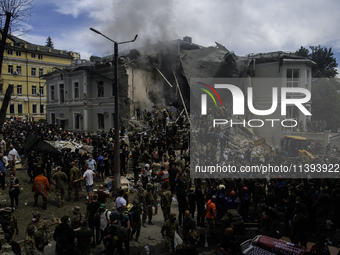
[115,190,127,210]
[75,164,96,202]
[7,145,18,175]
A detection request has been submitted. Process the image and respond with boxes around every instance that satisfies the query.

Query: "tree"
[295,45,338,78]
[311,79,340,130]
[0,0,33,131]
[45,36,54,48]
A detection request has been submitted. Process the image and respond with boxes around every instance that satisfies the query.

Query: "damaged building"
[44,37,314,146]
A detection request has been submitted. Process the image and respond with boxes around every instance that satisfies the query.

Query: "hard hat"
[242,187,248,192]
[230,191,236,196]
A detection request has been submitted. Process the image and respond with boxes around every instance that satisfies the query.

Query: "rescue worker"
[206,195,217,243]
[226,191,239,210]
[158,166,169,192]
[24,225,37,253]
[152,177,158,215]
[143,183,154,226]
[1,207,19,238]
[51,166,68,207]
[32,170,51,210]
[68,161,81,201]
[130,200,143,243]
[71,206,83,231]
[161,213,179,255]
[161,185,172,221]
[26,211,50,252]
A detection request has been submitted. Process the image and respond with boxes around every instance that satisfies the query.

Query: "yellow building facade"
[0,34,74,121]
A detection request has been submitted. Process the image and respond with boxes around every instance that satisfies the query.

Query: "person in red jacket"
[32,171,51,210]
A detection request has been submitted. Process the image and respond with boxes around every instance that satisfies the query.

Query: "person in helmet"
[227,191,239,210]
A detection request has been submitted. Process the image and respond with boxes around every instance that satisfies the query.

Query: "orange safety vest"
[32,174,51,198]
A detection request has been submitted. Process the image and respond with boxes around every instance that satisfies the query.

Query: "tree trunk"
[0,12,12,75]
[0,12,13,132]
[0,84,13,132]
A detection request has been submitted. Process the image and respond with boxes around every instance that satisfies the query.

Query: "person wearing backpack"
[117,206,130,254]
[104,212,126,255]
[98,203,111,245]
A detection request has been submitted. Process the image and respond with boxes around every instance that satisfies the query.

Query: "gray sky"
[26,0,340,74]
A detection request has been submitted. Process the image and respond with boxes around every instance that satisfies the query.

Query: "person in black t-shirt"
[86,194,101,246]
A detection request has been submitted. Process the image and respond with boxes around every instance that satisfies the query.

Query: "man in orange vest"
[206,195,217,243]
[32,170,51,210]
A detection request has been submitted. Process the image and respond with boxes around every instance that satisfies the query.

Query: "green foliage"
[311,79,340,130]
[45,36,54,48]
[295,45,338,78]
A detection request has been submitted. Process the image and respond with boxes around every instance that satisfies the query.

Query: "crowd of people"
[0,107,339,255]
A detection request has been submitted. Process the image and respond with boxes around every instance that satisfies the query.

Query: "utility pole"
[90,28,137,194]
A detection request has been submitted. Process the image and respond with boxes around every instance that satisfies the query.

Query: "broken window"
[98,81,104,97]
[286,69,299,87]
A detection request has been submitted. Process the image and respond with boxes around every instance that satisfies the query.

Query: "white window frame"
[286,69,300,87]
[16,66,22,75]
[32,104,37,114]
[31,67,36,76]
[17,104,23,114]
[9,104,15,114]
[17,85,22,95]
[32,85,37,95]
[8,65,13,74]
[16,51,21,57]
